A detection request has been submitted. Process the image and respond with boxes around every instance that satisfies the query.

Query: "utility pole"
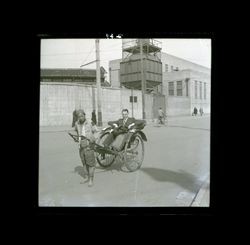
[131,88,134,117]
[96,39,102,126]
[140,39,146,119]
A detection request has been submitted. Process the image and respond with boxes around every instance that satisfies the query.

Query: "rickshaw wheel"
[123,134,144,172]
[96,132,116,167]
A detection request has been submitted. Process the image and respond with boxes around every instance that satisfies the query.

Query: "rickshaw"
[69,120,147,172]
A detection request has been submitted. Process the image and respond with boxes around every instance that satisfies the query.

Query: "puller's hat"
[77,109,85,116]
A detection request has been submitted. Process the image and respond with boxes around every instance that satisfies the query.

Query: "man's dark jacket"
[108,117,136,129]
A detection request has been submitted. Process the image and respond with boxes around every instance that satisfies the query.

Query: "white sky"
[41,38,211,81]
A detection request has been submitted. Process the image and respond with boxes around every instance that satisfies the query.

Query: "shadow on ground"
[140,167,203,193]
[74,166,205,193]
[74,158,124,178]
[74,166,87,178]
[96,158,125,172]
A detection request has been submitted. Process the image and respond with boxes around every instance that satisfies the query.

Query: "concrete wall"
[40,83,97,126]
[167,97,190,116]
[40,82,154,126]
[121,88,143,119]
[145,93,154,119]
[40,62,211,126]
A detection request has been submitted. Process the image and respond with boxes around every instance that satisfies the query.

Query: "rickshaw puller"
[75,110,98,187]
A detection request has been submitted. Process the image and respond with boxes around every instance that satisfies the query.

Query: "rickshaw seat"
[134,120,146,130]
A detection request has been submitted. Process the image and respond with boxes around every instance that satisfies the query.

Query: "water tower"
[120,39,162,93]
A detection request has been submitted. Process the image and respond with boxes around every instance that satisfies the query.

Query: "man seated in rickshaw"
[102,109,143,151]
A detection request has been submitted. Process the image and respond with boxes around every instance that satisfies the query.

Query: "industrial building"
[40,67,110,87]
[109,39,211,116]
[40,39,210,126]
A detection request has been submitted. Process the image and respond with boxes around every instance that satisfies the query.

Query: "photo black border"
[28,31,220,217]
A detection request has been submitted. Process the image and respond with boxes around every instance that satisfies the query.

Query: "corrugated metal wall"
[120,58,162,84]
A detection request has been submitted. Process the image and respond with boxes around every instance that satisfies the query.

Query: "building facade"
[109,51,211,116]
[163,70,210,115]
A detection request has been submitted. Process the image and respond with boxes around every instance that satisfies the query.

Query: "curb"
[191,175,210,207]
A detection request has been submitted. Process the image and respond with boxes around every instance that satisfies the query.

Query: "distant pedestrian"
[91,110,97,125]
[192,107,198,116]
[158,107,165,125]
[199,107,203,116]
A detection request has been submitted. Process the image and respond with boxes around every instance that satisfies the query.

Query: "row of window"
[168,80,207,99]
[168,79,189,97]
[165,64,179,72]
[195,81,206,100]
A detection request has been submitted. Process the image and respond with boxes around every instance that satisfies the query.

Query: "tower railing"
[122,39,162,50]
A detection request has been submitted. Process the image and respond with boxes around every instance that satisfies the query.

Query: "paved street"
[39,115,210,207]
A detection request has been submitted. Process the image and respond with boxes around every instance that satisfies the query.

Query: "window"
[130,96,137,103]
[177,81,182,96]
[185,79,189,97]
[165,64,168,72]
[200,81,202,99]
[168,82,174,96]
[204,82,206,100]
[171,65,174,71]
[176,67,179,71]
[195,81,198,99]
